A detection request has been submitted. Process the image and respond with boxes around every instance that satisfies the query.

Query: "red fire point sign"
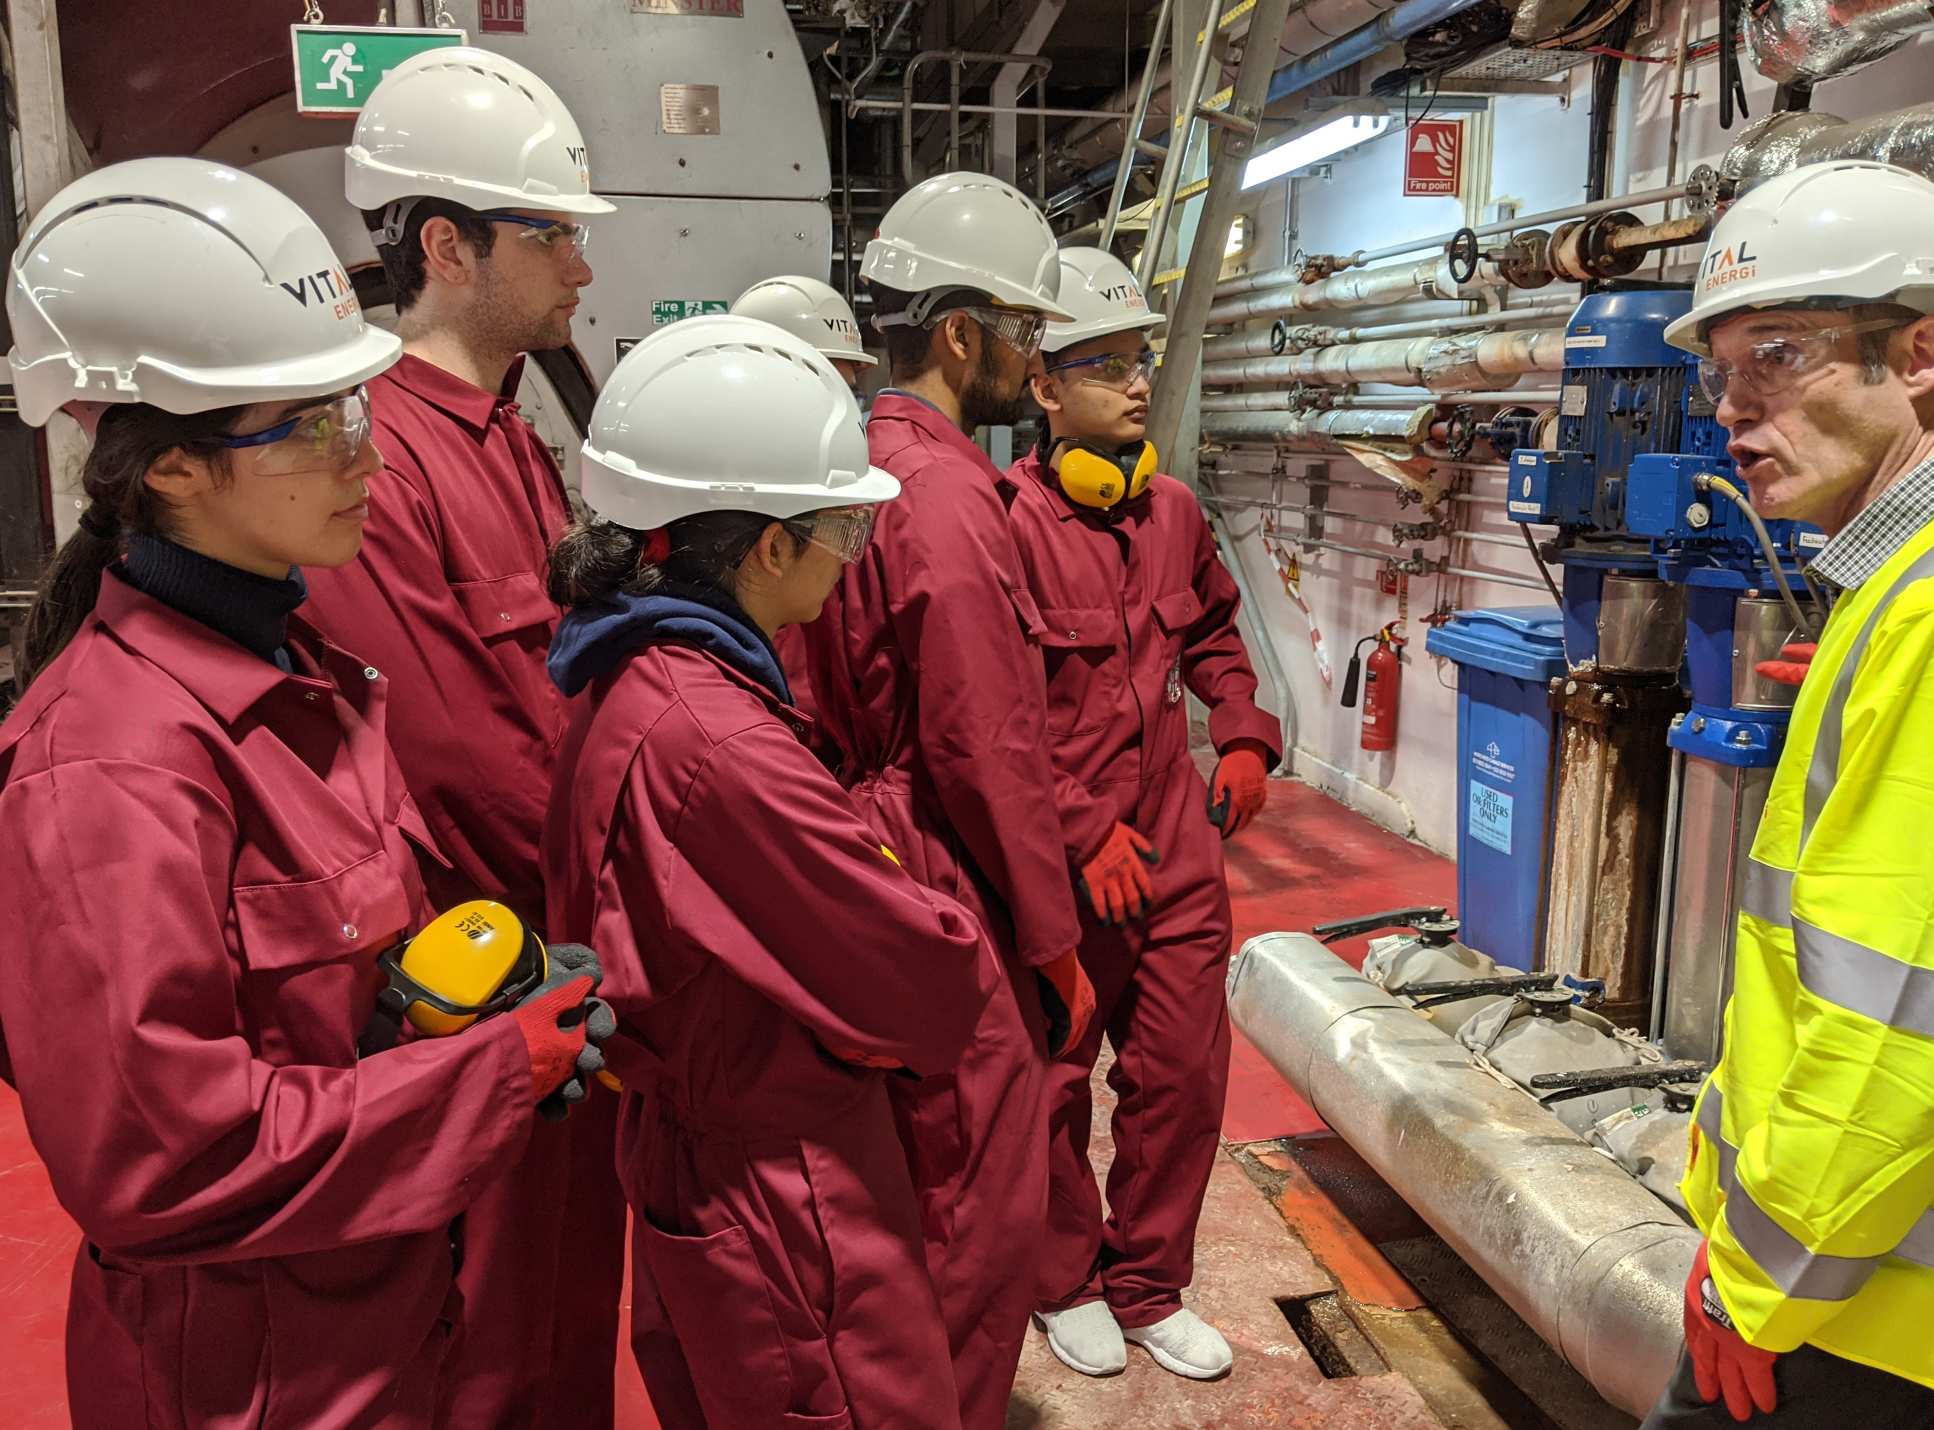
[1404,119,1464,197]
[480,0,526,33]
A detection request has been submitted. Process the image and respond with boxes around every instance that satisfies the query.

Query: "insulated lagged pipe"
[1201,297,1575,361]
[1200,326,1567,388]
[1206,254,1507,325]
[1724,101,1934,189]
[1225,933,1697,1418]
[1200,405,1431,443]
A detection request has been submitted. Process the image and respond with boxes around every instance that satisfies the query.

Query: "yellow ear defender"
[1053,439,1158,510]
[360,900,548,1051]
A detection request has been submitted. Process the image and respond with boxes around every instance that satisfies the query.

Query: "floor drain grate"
[1278,1292,1390,1380]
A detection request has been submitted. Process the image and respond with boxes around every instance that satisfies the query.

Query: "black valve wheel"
[1270,318,1291,356]
[1444,403,1477,461]
[1446,226,1481,284]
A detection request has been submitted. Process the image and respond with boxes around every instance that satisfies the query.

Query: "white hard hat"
[7,157,400,428]
[1040,247,1166,354]
[862,171,1073,320]
[580,315,899,531]
[346,46,615,221]
[730,276,876,367]
[1664,160,1934,356]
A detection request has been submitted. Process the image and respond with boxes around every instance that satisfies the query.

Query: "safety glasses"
[485,211,592,260]
[798,505,877,565]
[1696,318,1902,405]
[956,306,1048,360]
[1046,349,1158,391]
[217,388,371,475]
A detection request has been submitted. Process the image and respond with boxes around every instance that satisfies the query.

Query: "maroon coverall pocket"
[1035,605,1123,737]
[451,570,567,745]
[638,1217,853,1428]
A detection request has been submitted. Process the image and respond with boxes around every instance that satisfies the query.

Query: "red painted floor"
[0,775,1454,1425]
[1219,781,1458,1143]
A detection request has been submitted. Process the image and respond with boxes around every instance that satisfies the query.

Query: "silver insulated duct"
[1723,102,1934,188]
[1226,932,1698,1418]
[1747,0,1934,86]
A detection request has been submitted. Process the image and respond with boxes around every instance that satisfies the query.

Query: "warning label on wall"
[1404,119,1464,197]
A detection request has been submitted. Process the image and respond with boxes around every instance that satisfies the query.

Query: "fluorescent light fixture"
[1241,110,1394,190]
[1225,215,1248,256]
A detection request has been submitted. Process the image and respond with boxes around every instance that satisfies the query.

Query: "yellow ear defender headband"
[1051,437,1158,510]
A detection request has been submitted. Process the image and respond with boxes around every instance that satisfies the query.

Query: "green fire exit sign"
[291,25,468,117]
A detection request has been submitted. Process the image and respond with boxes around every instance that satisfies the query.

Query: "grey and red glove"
[1207,741,1271,838]
[1753,642,1816,688]
[1078,822,1158,924]
[1037,949,1097,1060]
[1684,1240,1778,1422]
[510,943,615,1122]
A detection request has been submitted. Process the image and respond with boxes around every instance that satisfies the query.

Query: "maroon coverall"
[543,638,999,1428]
[793,391,1083,1429]
[1006,450,1281,1328]
[303,352,625,1429]
[0,576,535,1428]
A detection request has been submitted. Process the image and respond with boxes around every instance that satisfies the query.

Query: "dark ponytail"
[19,402,242,690]
[547,509,813,608]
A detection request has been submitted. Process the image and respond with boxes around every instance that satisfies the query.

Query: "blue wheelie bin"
[1424,607,1568,969]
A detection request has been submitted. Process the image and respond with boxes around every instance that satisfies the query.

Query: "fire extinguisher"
[1342,623,1406,751]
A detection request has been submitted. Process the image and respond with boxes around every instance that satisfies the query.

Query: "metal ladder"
[1097,0,1295,471]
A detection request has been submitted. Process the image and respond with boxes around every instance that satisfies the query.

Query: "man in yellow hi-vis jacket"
[1646,160,1934,1426]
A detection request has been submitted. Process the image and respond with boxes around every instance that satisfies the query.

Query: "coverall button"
[341,923,359,941]
[363,666,380,680]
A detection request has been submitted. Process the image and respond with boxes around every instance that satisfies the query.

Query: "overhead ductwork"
[1746,0,1934,86]
[1722,102,1934,188]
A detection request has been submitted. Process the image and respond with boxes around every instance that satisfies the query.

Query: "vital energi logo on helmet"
[567,144,590,184]
[822,316,862,342]
[1099,282,1146,311]
[1700,241,1758,295]
[280,266,361,321]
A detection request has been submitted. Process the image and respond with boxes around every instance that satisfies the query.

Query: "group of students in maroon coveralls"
[0,43,1279,1430]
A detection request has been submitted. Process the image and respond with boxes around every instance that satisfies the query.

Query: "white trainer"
[1034,1302,1128,1377]
[1122,1308,1233,1380]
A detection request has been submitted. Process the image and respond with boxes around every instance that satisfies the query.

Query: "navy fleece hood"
[548,585,791,703]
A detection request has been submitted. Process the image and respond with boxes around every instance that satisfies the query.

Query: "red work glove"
[510,947,607,1110]
[1753,642,1816,688]
[1078,822,1159,924]
[1683,1241,1778,1422]
[1207,741,1270,839]
[1036,949,1096,1059]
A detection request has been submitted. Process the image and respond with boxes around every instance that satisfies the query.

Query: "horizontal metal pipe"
[1207,254,1505,325]
[1443,565,1548,590]
[1219,182,1691,296]
[1200,387,1560,411]
[855,97,1146,120]
[1200,298,1575,361]
[1453,529,1529,548]
[1201,405,1431,445]
[1226,933,1696,1418]
[1201,327,1567,389]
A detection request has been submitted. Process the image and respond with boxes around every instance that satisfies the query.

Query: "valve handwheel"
[1446,227,1480,284]
[1270,318,1291,356]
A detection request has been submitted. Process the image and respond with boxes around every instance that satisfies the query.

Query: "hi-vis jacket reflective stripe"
[1684,509,1934,1386]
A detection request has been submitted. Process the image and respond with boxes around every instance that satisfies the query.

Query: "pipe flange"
[1552,212,1643,281]
[1271,318,1291,356]
[1523,988,1577,1020]
[1684,164,1727,216]
[1444,403,1478,460]
[1498,230,1555,290]
[1415,917,1462,946]
[1446,226,1481,285]
[1295,247,1345,284]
